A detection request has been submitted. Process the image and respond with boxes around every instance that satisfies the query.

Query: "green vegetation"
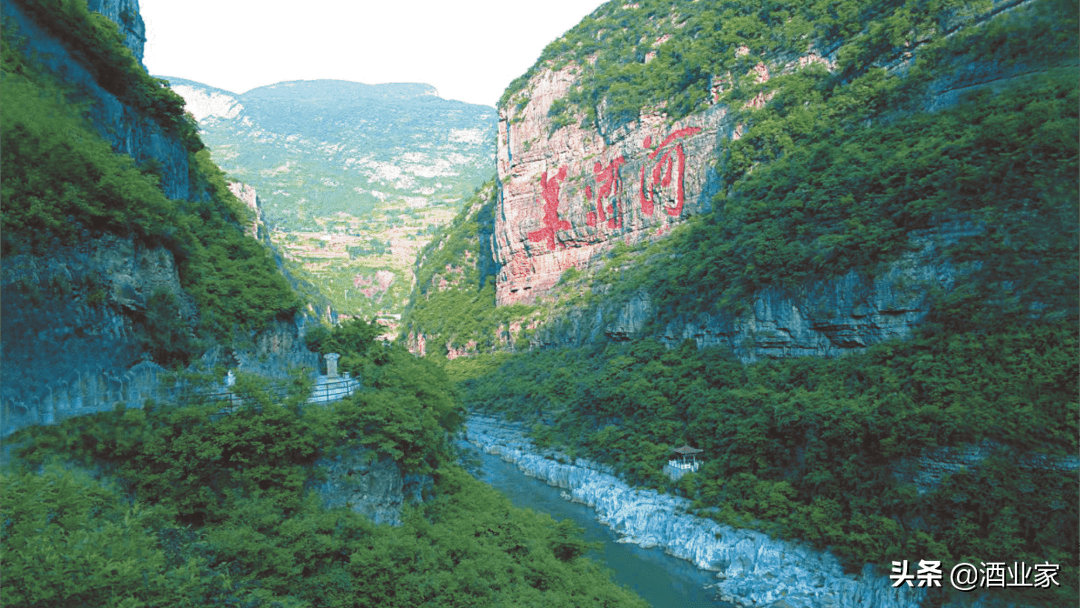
[4,325,647,608]
[403,182,538,355]
[11,0,201,151]
[500,0,1074,129]
[630,68,1078,325]
[460,317,1078,605]
[0,67,176,250]
[413,182,497,294]
[503,0,1080,331]
[493,0,1080,346]
[187,78,494,231]
[1,9,300,362]
[165,76,497,318]
[452,5,1080,605]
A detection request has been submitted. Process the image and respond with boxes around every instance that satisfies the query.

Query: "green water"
[470,447,732,608]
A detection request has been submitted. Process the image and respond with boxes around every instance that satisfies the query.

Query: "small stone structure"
[325,353,340,378]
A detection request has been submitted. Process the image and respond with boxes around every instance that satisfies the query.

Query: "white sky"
[140,0,605,107]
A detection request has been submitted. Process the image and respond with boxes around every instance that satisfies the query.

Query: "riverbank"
[464,439,730,607]
[464,414,924,608]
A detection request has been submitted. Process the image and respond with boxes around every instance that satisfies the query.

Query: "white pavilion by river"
[665,444,703,480]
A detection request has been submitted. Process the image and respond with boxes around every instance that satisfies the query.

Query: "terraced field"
[165,77,496,322]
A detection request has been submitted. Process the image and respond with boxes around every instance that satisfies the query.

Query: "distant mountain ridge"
[244,80,440,100]
[164,76,497,322]
[163,77,495,227]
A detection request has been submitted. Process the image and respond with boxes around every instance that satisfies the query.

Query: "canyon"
[466,414,1077,607]
[0,0,317,436]
[165,77,498,324]
[464,0,1076,363]
[2,0,1074,605]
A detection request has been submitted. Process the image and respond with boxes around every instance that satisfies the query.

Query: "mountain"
[1,0,312,435]
[0,8,660,608]
[405,0,1079,605]
[408,0,1079,361]
[164,77,497,326]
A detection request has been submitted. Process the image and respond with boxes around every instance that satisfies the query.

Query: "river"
[466,444,732,608]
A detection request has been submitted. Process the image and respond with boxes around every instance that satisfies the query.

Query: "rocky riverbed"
[465,414,924,608]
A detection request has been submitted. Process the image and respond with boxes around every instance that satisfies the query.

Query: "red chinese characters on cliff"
[585,157,627,229]
[527,166,570,250]
[524,127,702,251]
[639,126,702,217]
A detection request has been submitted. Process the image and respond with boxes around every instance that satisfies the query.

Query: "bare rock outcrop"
[0,235,197,435]
[312,446,432,526]
[535,221,982,363]
[489,0,1071,360]
[494,65,732,306]
[465,415,924,608]
[86,0,146,65]
[2,0,193,199]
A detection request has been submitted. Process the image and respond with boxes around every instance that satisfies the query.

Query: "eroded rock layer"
[494,66,731,305]
[535,221,982,362]
[3,0,193,200]
[490,0,1074,357]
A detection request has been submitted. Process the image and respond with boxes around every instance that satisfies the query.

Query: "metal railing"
[197,378,360,421]
[185,378,358,408]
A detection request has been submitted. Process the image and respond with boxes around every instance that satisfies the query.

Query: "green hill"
[405,0,1080,605]
[165,77,497,323]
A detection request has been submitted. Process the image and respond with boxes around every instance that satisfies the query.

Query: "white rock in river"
[465,415,924,608]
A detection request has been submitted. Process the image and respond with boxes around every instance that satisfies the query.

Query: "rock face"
[313,446,432,526]
[86,0,146,65]
[0,2,322,437]
[494,67,731,306]
[489,0,1071,358]
[0,231,319,437]
[0,235,196,435]
[534,220,982,363]
[227,182,264,240]
[2,1,193,200]
[167,82,244,123]
[467,414,1070,607]
[891,441,1080,497]
[466,415,924,608]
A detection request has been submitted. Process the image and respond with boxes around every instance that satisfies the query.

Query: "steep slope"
[407,0,1078,359]
[224,180,339,325]
[165,77,497,324]
[404,0,1079,605]
[402,181,543,358]
[1,0,311,435]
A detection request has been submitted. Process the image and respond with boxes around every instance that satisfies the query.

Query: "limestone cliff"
[495,71,729,306]
[484,0,1076,361]
[86,0,146,65]
[0,0,315,436]
[532,220,981,362]
[3,0,193,200]
[466,415,925,608]
[1,235,196,432]
[312,447,432,526]
[0,230,317,437]
[163,76,497,322]
[223,181,339,327]
[466,414,1076,608]
[402,182,536,357]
